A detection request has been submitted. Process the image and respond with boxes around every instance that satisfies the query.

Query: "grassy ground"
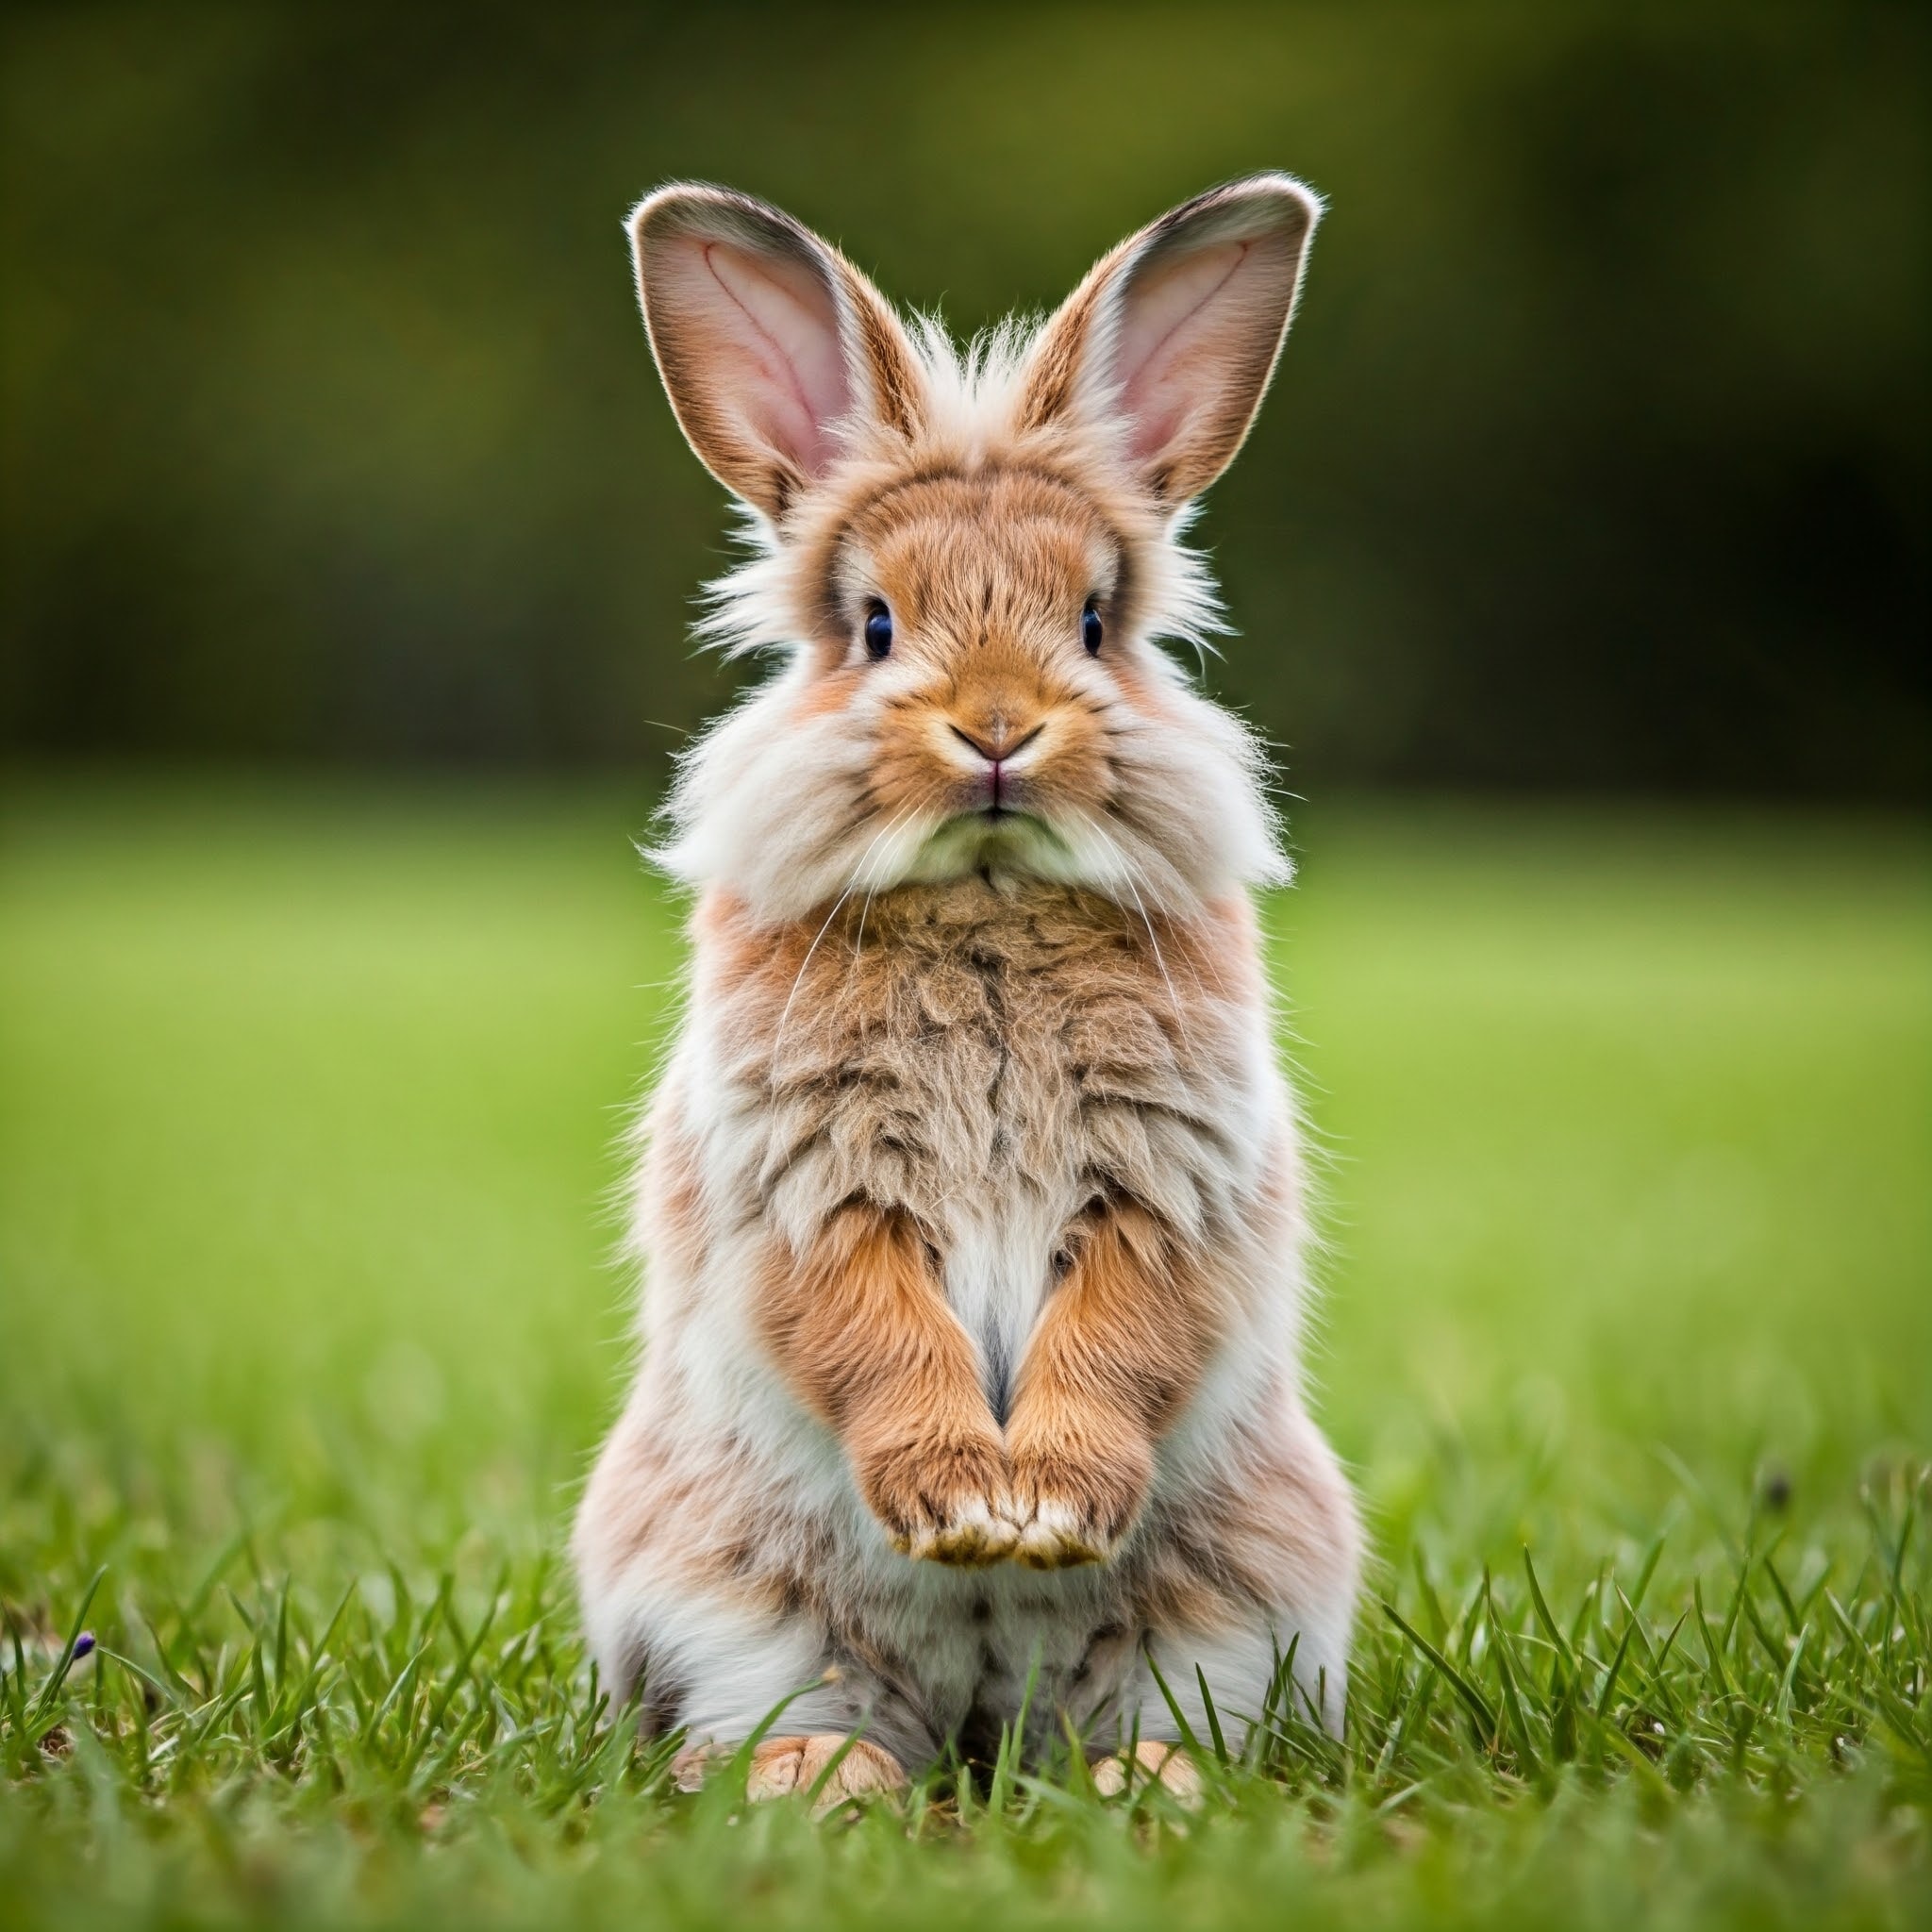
[1,777,1927,1930]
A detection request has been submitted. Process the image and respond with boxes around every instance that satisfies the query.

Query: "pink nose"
[949,722,1042,812]
[949,721,1043,763]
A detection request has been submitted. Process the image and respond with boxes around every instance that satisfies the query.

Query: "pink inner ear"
[1114,239,1257,466]
[671,234,852,478]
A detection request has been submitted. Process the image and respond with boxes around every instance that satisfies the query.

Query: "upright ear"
[1018,174,1322,505]
[628,184,925,520]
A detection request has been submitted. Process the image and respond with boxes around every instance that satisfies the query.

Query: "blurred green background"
[2,2,1926,795]
[2,14,1929,1919]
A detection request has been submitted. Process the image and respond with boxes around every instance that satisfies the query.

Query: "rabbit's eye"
[862,602,893,660]
[1082,599,1104,656]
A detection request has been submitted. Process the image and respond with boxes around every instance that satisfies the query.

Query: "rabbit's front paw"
[1007,1435,1152,1569]
[858,1428,1018,1566]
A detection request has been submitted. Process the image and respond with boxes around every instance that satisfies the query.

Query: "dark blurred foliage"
[2,3,1925,796]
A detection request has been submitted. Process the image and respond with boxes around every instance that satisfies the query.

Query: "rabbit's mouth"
[978,773,1026,822]
[908,808,1075,885]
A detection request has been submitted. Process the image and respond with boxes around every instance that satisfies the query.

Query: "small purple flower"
[72,1632,95,1660]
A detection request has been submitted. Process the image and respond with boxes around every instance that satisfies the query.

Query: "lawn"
[2,778,1927,1930]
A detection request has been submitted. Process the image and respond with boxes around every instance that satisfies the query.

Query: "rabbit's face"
[632,178,1321,922]
[831,465,1124,877]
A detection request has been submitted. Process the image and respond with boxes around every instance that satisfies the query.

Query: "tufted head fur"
[630,175,1323,925]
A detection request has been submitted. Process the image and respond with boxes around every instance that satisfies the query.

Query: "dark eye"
[862,602,893,660]
[1082,599,1103,655]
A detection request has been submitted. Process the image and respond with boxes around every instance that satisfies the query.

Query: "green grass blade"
[29,1566,107,1725]
[1380,1601,1498,1748]
[1194,1665,1230,1766]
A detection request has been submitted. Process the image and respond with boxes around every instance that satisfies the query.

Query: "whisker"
[844,806,920,1004]
[1089,821,1196,1058]
[769,802,924,1067]
[819,803,923,1027]
[771,877,862,1070]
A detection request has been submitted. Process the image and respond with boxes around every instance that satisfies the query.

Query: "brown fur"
[694,876,1259,1246]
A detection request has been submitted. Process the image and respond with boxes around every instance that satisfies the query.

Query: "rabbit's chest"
[763,923,1198,1216]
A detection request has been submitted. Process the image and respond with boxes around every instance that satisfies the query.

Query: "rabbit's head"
[633,177,1321,923]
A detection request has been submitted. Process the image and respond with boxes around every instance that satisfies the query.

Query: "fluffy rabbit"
[575,175,1360,1805]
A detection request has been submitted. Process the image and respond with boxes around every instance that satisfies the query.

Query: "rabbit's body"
[578,874,1356,1762]
[575,176,1361,1792]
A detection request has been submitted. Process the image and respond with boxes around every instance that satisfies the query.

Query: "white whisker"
[845,807,921,1003]
[775,806,922,1064]
[771,877,861,1070]
[1089,820,1195,1058]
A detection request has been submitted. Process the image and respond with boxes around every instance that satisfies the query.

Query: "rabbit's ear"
[629,184,924,519]
[1019,175,1321,505]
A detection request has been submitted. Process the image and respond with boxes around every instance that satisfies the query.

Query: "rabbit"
[575,175,1361,1807]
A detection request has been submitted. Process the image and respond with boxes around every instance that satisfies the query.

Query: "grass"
[1,776,1927,1930]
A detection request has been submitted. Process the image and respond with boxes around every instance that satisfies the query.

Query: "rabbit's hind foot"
[1091,1740,1203,1807]
[674,1733,909,1814]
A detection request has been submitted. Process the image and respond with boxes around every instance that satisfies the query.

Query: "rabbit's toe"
[749,1734,908,1811]
[900,1491,1020,1565]
[1011,1493,1112,1568]
[1091,1740,1204,1806]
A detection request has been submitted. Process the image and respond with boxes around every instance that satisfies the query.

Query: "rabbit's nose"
[949,719,1044,764]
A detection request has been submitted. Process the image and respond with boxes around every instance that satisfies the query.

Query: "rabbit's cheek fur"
[576,175,1362,1776]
